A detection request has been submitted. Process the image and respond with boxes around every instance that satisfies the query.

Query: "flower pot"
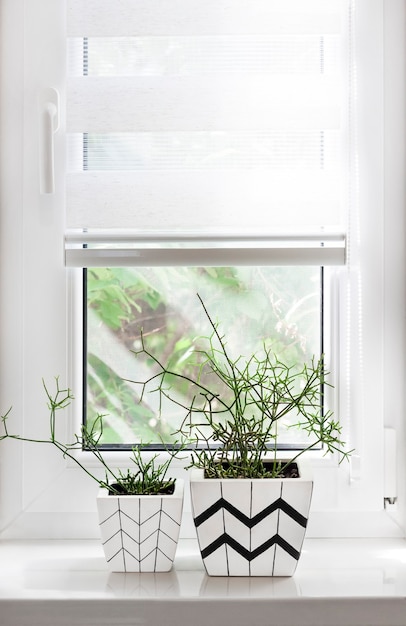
[190,465,312,576]
[96,479,184,572]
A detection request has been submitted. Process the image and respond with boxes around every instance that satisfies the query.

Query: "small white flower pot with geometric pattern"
[97,479,184,572]
[190,465,312,577]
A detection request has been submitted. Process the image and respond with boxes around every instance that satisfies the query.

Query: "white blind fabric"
[67,0,343,37]
[65,0,349,266]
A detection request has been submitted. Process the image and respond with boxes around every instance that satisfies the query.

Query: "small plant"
[129,294,352,479]
[0,379,180,495]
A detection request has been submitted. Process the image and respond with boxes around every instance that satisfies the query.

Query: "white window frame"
[0,0,405,540]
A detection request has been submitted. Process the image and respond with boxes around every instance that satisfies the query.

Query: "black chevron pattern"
[99,503,180,531]
[105,538,175,568]
[99,499,181,572]
[200,532,301,561]
[194,496,308,529]
[97,486,184,572]
[191,476,313,576]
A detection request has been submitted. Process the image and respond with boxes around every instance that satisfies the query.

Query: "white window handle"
[39,87,60,194]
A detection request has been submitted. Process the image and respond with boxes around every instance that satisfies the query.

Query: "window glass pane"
[85,266,322,447]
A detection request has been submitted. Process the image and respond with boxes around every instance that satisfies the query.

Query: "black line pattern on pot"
[106,543,175,566]
[272,483,283,575]
[200,531,301,561]
[99,506,181,529]
[193,481,312,572]
[193,496,308,529]
[99,499,181,571]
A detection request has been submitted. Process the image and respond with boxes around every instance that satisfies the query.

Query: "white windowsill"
[0,538,406,626]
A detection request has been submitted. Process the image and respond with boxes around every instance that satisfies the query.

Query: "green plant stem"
[0,378,182,495]
[2,433,105,486]
[126,294,351,479]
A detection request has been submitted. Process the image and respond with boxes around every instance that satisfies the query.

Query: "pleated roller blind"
[65,0,349,266]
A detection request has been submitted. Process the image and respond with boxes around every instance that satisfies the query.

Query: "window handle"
[39,87,60,194]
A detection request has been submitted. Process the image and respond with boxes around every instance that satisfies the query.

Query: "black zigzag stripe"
[200,532,301,561]
[194,497,308,529]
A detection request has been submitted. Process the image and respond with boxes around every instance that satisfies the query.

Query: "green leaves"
[87,268,143,330]
[86,266,322,444]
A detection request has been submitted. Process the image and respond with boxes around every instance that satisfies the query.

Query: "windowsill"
[0,538,406,626]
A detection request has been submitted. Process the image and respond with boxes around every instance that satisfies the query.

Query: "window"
[85,266,323,446]
[0,0,405,540]
[65,1,346,448]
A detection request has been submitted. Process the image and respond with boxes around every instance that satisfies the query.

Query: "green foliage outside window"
[86,266,321,446]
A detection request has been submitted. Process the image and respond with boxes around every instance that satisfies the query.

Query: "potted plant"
[0,380,184,573]
[129,294,351,577]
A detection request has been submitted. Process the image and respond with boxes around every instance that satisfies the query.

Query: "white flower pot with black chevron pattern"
[96,479,184,572]
[190,465,312,576]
